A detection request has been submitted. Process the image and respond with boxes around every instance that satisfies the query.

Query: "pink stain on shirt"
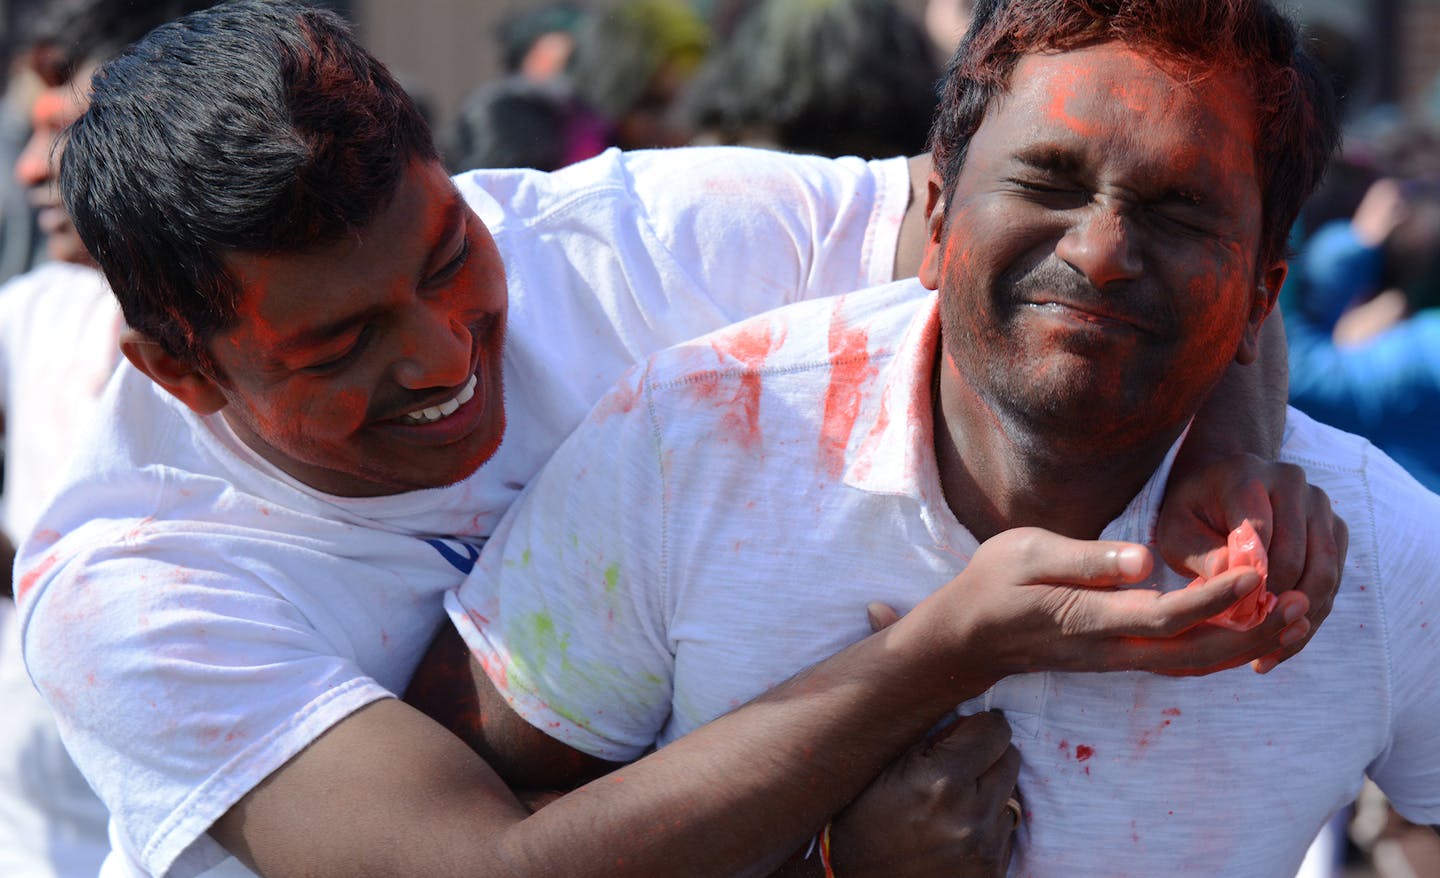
[818,308,877,479]
[1185,520,1276,631]
[16,552,59,604]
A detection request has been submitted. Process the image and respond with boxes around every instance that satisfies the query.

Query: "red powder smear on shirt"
[818,309,877,479]
[711,321,785,450]
[16,552,59,604]
[1075,744,1095,761]
[1187,520,1276,631]
[590,379,642,425]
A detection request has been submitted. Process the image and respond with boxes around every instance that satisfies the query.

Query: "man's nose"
[1053,203,1142,289]
[390,303,472,390]
[15,129,56,189]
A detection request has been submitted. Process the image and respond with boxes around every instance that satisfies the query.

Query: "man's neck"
[930,358,1178,543]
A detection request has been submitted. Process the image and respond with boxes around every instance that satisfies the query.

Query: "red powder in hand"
[1187,520,1277,631]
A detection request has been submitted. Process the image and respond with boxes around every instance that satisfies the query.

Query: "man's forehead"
[222,162,470,341]
[993,43,1258,160]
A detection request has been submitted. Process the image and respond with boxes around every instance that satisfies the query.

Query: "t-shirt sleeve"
[1362,451,1440,825]
[448,364,674,763]
[18,528,393,878]
[623,147,908,314]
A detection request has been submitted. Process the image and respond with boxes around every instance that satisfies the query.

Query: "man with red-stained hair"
[439,0,1437,874]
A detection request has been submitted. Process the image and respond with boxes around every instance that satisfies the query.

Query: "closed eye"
[425,235,471,288]
[1007,177,1088,207]
[300,326,373,375]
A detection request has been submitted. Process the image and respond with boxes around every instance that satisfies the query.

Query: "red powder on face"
[818,307,877,479]
[1185,520,1277,631]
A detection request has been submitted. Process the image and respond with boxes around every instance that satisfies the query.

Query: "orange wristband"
[818,820,836,878]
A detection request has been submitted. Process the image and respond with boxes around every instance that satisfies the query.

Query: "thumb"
[866,602,902,632]
[981,527,1152,588]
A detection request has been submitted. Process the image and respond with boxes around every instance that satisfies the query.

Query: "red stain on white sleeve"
[16,552,59,604]
[708,321,786,450]
[818,306,877,479]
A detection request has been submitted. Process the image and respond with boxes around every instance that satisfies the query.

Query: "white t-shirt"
[15,146,910,878]
[0,260,120,878]
[454,283,1440,878]
[0,260,122,538]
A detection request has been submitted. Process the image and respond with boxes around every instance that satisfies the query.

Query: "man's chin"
[46,233,98,269]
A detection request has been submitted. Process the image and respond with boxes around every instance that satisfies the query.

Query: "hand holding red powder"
[1188,520,1277,631]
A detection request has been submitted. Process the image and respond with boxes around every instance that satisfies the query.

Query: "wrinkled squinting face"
[16,68,95,266]
[207,160,508,497]
[921,43,1278,451]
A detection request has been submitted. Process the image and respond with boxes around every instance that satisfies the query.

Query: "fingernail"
[1254,657,1277,674]
[1282,601,1305,624]
[1115,546,1148,578]
[1280,619,1309,646]
[866,604,884,631]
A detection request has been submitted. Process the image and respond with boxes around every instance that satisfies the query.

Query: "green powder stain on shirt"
[507,612,592,729]
[604,563,621,594]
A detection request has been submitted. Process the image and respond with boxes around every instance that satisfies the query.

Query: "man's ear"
[918,171,948,291]
[1235,261,1288,365]
[119,327,229,415]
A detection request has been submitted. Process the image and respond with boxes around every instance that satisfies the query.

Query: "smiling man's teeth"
[401,374,477,424]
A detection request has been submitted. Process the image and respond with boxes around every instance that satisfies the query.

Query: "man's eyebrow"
[1011,144,1083,175]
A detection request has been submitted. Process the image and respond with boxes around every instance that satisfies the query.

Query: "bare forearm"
[1183,315,1288,465]
[489,620,993,876]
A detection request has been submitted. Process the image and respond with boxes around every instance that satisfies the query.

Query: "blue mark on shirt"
[423,538,481,575]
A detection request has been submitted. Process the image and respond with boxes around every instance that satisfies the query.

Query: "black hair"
[60,0,438,371]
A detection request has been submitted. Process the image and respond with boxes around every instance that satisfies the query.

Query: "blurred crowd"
[0,1,1435,876]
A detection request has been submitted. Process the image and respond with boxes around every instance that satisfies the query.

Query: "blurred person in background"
[0,1,217,875]
[1281,122,1440,494]
[567,0,710,150]
[497,4,584,84]
[923,0,975,64]
[0,0,45,286]
[680,0,939,159]
[444,76,606,173]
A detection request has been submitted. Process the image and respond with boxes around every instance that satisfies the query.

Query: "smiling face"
[921,42,1281,454]
[199,159,508,497]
